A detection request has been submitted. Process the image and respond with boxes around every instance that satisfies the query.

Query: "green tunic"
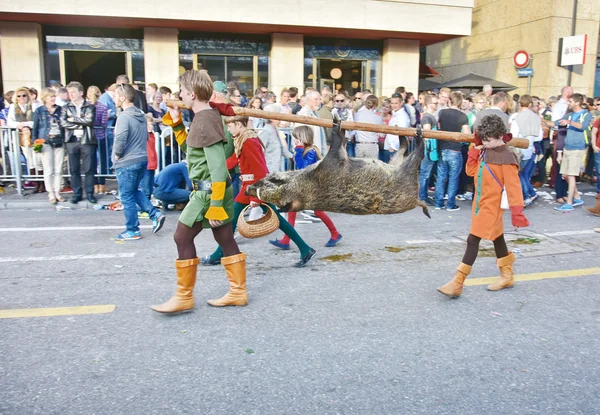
[178,143,234,228]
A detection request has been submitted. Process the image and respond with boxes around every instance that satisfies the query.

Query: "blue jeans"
[231,172,241,199]
[116,161,159,232]
[595,152,600,193]
[140,169,155,199]
[419,157,436,201]
[347,141,356,158]
[154,188,191,205]
[382,150,397,164]
[435,149,463,209]
[519,157,537,200]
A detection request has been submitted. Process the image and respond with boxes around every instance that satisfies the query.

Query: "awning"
[418,78,441,91]
[419,63,440,78]
[437,72,517,92]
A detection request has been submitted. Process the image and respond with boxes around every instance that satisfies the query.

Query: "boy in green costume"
[151,70,247,314]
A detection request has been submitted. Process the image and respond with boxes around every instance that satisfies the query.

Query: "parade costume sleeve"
[208,103,238,165]
[241,139,268,204]
[502,163,525,208]
[204,143,230,221]
[466,147,481,177]
[162,112,188,152]
[226,152,239,171]
[510,206,529,228]
[209,102,236,116]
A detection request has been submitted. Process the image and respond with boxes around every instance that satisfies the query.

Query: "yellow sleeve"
[204,143,230,221]
[162,113,188,150]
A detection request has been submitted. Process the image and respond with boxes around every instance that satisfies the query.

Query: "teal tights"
[209,202,312,261]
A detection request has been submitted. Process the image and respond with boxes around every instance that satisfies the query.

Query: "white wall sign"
[558,34,588,66]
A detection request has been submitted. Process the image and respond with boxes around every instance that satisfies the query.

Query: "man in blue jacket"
[153,161,192,207]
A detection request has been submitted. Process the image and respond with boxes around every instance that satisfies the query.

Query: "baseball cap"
[213,81,227,94]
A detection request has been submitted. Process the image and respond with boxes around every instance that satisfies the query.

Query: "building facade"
[426,0,600,98]
[0,1,474,97]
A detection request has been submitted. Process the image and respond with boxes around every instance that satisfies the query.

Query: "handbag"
[47,112,63,148]
[485,162,509,210]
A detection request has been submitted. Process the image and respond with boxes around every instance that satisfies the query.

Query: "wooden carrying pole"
[166,100,529,149]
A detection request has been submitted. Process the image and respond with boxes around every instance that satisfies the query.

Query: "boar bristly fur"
[246,122,431,218]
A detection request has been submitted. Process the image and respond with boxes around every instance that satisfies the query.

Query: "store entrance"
[64,51,126,90]
[317,59,364,95]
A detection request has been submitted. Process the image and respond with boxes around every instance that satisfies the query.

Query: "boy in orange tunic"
[438,114,530,298]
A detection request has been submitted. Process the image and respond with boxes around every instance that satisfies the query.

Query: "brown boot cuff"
[496,252,515,267]
[221,252,246,266]
[457,262,472,274]
[176,258,200,268]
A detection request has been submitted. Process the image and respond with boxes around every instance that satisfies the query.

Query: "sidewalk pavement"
[0,184,120,210]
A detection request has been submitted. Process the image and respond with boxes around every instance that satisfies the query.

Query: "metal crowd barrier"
[0,124,308,196]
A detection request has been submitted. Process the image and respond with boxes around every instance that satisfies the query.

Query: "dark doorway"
[64,51,126,91]
[317,59,363,95]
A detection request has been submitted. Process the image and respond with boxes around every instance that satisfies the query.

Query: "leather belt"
[240,174,255,182]
[192,178,232,193]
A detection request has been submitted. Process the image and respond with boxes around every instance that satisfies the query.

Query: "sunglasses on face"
[354,98,361,101]
[335,99,345,103]
[17,94,28,98]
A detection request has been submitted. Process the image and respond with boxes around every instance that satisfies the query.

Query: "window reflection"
[227,56,253,93]
[197,55,225,82]
[258,56,268,89]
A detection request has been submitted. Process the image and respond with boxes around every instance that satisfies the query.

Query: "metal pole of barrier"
[161,130,166,171]
[11,129,22,196]
[170,129,175,166]
[155,129,162,174]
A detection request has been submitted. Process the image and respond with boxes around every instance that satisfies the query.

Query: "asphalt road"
[1,185,599,415]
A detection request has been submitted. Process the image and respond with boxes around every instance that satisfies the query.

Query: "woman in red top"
[201,112,316,269]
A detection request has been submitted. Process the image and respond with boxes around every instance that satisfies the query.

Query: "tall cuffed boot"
[437,263,472,298]
[487,253,515,291]
[207,253,248,307]
[584,195,600,216]
[151,258,199,313]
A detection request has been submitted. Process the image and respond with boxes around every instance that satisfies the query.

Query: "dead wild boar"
[246,123,430,218]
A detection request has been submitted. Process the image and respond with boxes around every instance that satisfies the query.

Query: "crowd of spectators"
[1,76,598,224]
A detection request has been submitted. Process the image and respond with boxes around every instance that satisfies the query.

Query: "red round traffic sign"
[513,50,530,68]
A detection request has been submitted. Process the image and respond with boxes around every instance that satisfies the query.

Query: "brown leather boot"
[207,253,248,307]
[151,258,199,313]
[584,198,600,216]
[437,263,472,298]
[487,253,515,291]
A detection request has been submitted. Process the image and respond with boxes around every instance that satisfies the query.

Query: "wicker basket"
[237,204,280,239]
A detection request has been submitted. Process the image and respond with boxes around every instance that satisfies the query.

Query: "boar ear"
[266,175,287,185]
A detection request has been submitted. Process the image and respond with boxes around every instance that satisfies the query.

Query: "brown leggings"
[174,220,240,260]
[461,233,509,266]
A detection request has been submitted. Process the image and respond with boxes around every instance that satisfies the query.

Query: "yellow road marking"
[464,267,600,286]
[0,305,116,319]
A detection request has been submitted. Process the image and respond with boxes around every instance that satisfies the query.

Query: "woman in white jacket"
[261,104,293,173]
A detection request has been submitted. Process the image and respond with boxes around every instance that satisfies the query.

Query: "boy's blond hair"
[224,115,249,126]
[178,69,213,102]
